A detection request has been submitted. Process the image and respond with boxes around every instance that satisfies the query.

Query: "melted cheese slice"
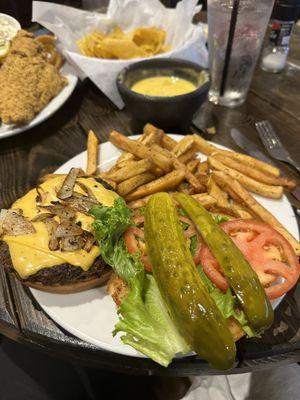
[3,176,118,279]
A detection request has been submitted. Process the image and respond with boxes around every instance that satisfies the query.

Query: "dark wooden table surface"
[0,19,299,377]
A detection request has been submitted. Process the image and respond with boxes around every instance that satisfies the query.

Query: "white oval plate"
[0,64,78,140]
[30,135,299,358]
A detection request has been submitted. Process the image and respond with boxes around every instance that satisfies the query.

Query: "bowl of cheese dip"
[117,58,209,132]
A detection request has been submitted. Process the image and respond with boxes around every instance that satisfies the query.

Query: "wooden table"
[0,20,299,377]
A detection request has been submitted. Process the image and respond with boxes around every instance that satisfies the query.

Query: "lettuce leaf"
[213,214,230,224]
[90,198,190,366]
[114,273,190,366]
[190,235,198,257]
[90,197,132,261]
[198,266,256,337]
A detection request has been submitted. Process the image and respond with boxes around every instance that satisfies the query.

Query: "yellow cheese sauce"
[3,176,118,279]
[131,76,197,97]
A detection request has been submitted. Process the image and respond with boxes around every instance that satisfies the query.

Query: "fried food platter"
[0,30,78,140]
[0,63,77,140]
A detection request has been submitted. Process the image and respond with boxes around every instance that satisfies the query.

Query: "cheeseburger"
[0,168,117,293]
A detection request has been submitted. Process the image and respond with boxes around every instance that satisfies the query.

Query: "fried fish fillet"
[0,30,67,125]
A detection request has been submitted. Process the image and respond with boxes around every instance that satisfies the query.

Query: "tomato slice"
[200,219,300,299]
[193,241,202,265]
[124,225,152,272]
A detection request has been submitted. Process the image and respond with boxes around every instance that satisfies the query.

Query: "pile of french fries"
[43,125,299,255]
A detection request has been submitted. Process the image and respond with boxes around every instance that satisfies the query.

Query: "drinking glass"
[207,0,275,107]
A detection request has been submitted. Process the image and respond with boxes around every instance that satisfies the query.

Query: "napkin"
[181,364,300,400]
[32,0,208,108]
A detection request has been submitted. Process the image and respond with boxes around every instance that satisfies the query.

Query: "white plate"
[0,64,78,140]
[30,135,299,358]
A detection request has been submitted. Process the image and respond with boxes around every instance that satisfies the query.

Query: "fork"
[255,120,300,174]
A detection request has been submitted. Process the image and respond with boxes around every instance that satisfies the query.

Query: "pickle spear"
[144,192,236,370]
[175,192,274,334]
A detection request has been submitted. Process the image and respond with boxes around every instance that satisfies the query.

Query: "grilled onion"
[43,218,59,251]
[0,209,36,236]
[60,235,85,251]
[55,221,83,238]
[57,168,81,200]
[63,192,99,214]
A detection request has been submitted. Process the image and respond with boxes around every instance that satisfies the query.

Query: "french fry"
[193,134,217,155]
[191,193,217,208]
[212,171,300,255]
[150,151,173,173]
[142,127,164,147]
[231,201,253,219]
[208,156,283,199]
[117,154,135,166]
[207,177,230,210]
[117,172,155,196]
[197,161,208,175]
[193,133,280,178]
[217,149,280,177]
[110,131,163,176]
[172,135,194,157]
[161,134,177,151]
[143,123,158,136]
[127,195,153,209]
[169,192,217,208]
[187,159,200,173]
[177,182,195,195]
[128,190,215,209]
[125,169,186,201]
[149,144,174,172]
[174,160,205,192]
[143,123,164,141]
[86,130,99,175]
[116,151,136,166]
[114,160,137,169]
[195,172,209,187]
[214,154,296,189]
[110,130,150,158]
[106,159,152,183]
[115,126,158,166]
[178,144,199,164]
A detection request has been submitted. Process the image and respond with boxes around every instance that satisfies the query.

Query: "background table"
[0,20,299,377]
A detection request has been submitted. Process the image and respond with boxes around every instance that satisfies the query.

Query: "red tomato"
[193,241,202,265]
[200,219,300,299]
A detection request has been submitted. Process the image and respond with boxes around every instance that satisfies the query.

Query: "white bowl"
[0,13,21,36]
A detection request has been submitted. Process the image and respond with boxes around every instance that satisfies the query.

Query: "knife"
[230,128,300,203]
[230,128,275,165]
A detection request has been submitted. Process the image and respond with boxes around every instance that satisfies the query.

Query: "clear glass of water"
[207,0,275,107]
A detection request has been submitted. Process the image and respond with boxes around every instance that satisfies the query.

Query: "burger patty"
[0,241,111,286]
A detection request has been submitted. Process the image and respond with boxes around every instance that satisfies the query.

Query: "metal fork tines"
[255,120,300,174]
